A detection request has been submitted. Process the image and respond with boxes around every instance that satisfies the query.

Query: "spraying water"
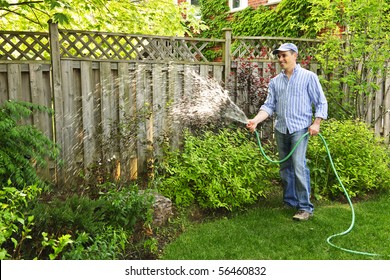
[171,70,248,126]
[62,66,249,179]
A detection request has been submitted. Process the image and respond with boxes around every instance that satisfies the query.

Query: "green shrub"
[0,100,59,188]
[62,227,130,260]
[0,180,41,259]
[32,184,153,237]
[31,194,107,236]
[98,184,154,230]
[157,128,279,210]
[0,180,72,260]
[308,119,390,200]
[29,183,154,259]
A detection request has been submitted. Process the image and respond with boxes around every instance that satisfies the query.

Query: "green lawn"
[160,191,390,260]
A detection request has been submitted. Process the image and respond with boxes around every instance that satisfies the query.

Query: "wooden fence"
[0,24,389,187]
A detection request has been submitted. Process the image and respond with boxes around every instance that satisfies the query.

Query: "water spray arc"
[253,130,385,257]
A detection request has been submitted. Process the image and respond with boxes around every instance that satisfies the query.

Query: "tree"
[0,0,207,36]
[311,0,390,120]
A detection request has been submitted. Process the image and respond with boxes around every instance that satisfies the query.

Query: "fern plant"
[0,100,59,189]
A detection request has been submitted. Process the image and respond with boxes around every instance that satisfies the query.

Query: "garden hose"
[254,129,383,257]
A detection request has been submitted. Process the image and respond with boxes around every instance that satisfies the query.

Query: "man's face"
[277,51,297,70]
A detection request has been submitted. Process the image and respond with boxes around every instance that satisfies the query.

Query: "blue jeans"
[275,128,313,213]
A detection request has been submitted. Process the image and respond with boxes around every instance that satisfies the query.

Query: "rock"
[150,193,173,226]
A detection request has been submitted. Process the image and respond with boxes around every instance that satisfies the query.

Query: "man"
[247,43,328,221]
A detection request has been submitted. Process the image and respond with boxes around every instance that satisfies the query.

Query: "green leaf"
[52,12,70,24]
[11,238,18,248]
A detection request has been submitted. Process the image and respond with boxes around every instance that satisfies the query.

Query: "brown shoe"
[293,210,313,221]
[282,203,296,210]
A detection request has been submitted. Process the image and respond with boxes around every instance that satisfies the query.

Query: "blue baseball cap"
[272,43,298,55]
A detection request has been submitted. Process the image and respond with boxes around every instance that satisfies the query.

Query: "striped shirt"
[260,64,328,134]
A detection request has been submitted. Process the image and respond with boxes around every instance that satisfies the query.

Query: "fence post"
[48,21,64,185]
[222,28,232,84]
[384,61,390,145]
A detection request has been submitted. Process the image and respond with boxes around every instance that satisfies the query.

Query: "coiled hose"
[254,130,383,257]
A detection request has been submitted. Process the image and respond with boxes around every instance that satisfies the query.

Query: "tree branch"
[0,8,41,25]
[8,1,44,6]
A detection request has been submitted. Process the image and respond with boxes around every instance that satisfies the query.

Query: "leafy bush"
[308,119,390,200]
[31,194,107,235]
[0,181,154,259]
[0,180,41,259]
[0,100,59,188]
[0,180,72,260]
[32,184,153,237]
[62,227,130,260]
[157,128,279,210]
[98,184,154,230]
[29,183,154,259]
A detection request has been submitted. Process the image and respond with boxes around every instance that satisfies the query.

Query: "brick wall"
[177,0,278,9]
[248,0,268,9]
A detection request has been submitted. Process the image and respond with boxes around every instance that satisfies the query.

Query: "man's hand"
[246,110,270,132]
[246,120,258,132]
[308,123,320,136]
[308,118,323,136]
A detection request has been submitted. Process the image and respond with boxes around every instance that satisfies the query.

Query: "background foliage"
[311,0,390,120]
[198,0,230,39]
[0,101,59,189]
[0,0,207,36]
[197,0,317,38]
[231,0,316,38]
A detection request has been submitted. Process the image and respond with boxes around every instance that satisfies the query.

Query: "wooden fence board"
[7,64,22,101]
[152,64,165,159]
[118,62,131,180]
[0,72,7,103]
[213,65,223,83]
[199,64,209,78]
[73,66,85,178]
[136,64,148,174]
[28,64,53,181]
[169,64,183,151]
[384,62,390,143]
[100,61,115,163]
[29,64,51,136]
[128,64,138,180]
[61,60,79,184]
[374,75,384,137]
[80,61,97,171]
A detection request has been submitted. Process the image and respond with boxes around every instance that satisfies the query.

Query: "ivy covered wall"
[198,0,316,39]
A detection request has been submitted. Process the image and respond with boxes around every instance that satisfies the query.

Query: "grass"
[160,190,390,260]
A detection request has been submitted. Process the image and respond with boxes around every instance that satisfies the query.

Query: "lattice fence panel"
[231,37,321,60]
[59,30,221,62]
[0,31,50,61]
